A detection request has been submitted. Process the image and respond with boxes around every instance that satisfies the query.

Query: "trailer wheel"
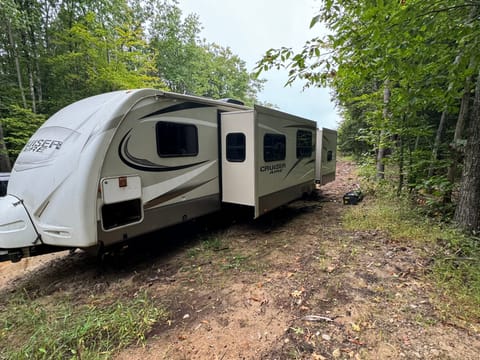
[10,251,23,263]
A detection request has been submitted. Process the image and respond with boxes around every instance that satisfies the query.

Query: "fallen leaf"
[291,290,303,298]
[351,322,361,332]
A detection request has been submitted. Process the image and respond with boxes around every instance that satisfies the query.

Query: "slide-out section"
[315,128,337,185]
[221,106,317,218]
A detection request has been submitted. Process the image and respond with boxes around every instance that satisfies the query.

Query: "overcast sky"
[178,0,340,129]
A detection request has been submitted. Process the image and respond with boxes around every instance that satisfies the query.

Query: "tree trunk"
[454,70,480,232]
[376,82,390,180]
[0,122,12,172]
[28,67,37,113]
[7,20,27,109]
[397,135,404,196]
[427,109,447,178]
[444,80,471,203]
[376,130,386,180]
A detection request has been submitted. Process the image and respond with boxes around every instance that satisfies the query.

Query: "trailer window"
[296,130,313,158]
[264,134,286,162]
[226,133,246,162]
[327,150,333,162]
[156,122,198,157]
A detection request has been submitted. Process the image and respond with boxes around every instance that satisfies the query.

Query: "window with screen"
[226,133,246,162]
[264,133,286,162]
[296,130,313,158]
[156,121,198,157]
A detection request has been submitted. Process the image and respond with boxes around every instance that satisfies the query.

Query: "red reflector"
[119,177,127,188]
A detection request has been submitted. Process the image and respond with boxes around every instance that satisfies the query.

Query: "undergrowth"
[343,180,480,327]
[0,291,167,360]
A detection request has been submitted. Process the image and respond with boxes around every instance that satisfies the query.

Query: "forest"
[0,0,263,171]
[258,0,480,234]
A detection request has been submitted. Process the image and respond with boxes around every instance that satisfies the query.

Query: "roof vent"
[219,98,245,106]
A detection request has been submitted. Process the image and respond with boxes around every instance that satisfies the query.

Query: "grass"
[187,235,225,258]
[0,291,168,360]
[342,180,480,326]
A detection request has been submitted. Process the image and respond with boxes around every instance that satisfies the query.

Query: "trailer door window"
[226,133,246,162]
[264,134,286,162]
[296,130,313,158]
[327,150,333,161]
[156,121,198,157]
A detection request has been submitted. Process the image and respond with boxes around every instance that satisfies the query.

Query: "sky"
[178,0,340,130]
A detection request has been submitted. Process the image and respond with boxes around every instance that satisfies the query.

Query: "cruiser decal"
[260,163,286,174]
[119,130,208,172]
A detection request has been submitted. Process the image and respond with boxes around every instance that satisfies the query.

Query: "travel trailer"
[0,89,336,262]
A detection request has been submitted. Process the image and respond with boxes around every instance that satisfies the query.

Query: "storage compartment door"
[100,175,143,230]
[221,111,256,206]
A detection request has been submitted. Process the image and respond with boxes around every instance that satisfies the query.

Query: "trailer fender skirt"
[0,195,38,249]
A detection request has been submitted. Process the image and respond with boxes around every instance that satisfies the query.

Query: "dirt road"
[1,161,479,359]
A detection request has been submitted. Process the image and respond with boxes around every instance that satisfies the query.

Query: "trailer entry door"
[220,111,256,207]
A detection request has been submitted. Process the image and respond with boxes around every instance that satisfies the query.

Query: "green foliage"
[343,185,480,323]
[0,291,167,359]
[2,105,46,161]
[256,0,480,222]
[432,234,480,322]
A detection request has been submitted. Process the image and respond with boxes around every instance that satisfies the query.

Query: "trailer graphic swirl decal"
[119,130,208,172]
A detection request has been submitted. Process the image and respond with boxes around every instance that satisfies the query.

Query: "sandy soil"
[1,160,479,359]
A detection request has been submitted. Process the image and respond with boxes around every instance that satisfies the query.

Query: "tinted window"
[327,150,333,162]
[0,181,7,197]
[296,130,313,158]
[156,122,198,157]
[264,134,286,162]
[226,133,246,162]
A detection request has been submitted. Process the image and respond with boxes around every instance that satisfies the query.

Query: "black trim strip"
[283,124,317,131]
[140,102,212,119]
[118,130,208,172]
